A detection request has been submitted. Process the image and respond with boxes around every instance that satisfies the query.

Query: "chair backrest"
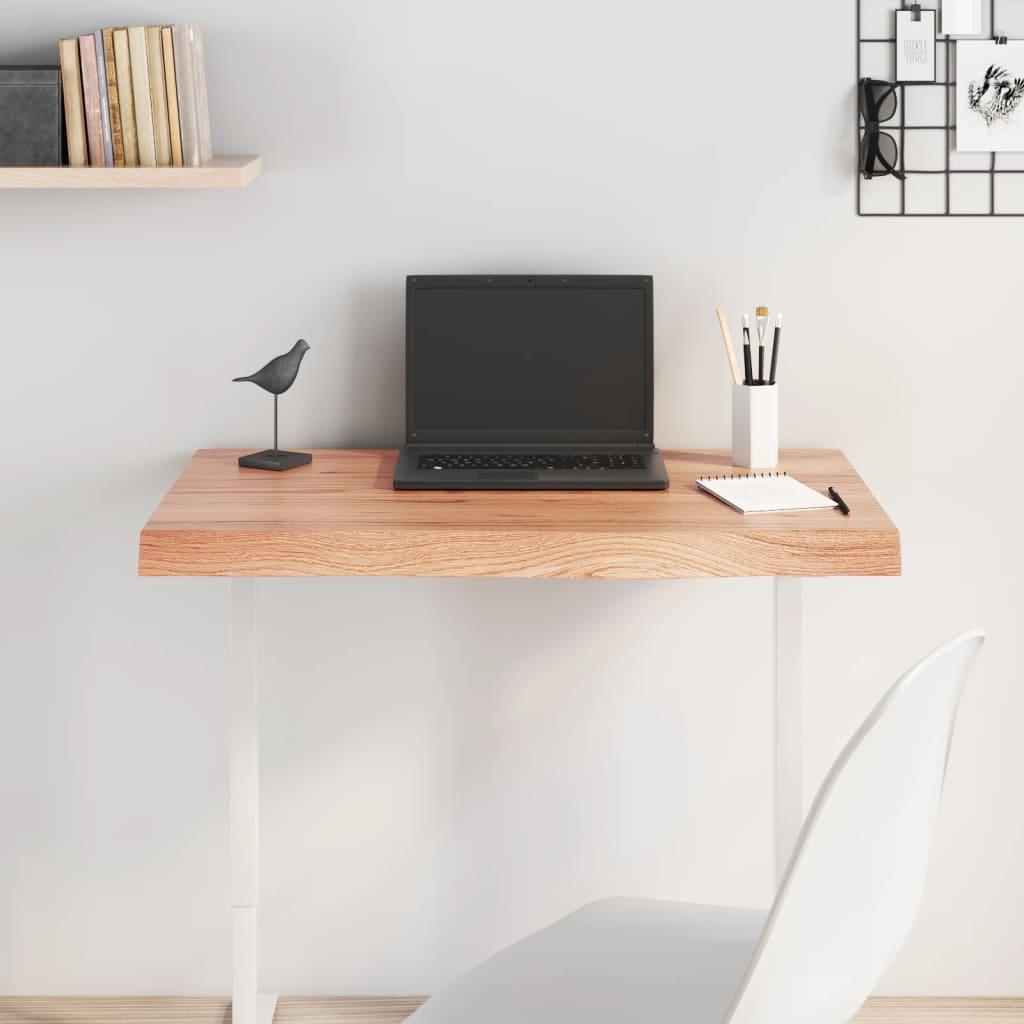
[724,630,985,1024]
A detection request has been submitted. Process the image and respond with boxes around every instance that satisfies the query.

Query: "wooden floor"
[0,997,1020,1024]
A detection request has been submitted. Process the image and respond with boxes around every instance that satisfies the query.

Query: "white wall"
[2,0,1022,998]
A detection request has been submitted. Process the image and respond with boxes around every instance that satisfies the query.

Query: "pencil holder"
[732,384,779,469]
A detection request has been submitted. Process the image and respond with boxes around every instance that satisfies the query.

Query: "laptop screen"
[407,277,652,444]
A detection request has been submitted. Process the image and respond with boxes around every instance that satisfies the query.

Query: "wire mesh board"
[857,0,1024,214]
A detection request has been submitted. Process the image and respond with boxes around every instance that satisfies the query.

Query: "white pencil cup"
[732,384,779,469]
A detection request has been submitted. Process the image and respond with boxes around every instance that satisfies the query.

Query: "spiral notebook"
[696,472,837,514]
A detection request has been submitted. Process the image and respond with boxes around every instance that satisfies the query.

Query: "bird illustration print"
[968,64,1024,127]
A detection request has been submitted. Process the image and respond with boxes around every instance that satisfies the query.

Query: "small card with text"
[896,9,937,83]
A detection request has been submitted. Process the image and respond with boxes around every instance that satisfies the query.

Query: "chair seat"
[408,897,769,1024]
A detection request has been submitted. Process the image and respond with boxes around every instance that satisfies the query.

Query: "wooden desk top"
[138,449,900,579]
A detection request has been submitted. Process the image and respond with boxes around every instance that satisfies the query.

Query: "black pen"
[768,314,782,385]
[828,487,850,515]
[741,314,754,386]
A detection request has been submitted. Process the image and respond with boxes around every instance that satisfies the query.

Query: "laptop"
[393,275,670,491]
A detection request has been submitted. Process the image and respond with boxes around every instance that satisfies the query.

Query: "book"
[161,27,183,166]
[695,472,838,514]
[78,35,104,166]
[127,27,156,167]
[92,32,113,165]
[189,24,213,164]
[171,24,200,166]
[145,26,172,166]
[101,29,125,166]
[112,29,139,166]
[58,38,88,166]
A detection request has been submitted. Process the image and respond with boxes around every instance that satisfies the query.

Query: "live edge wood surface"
[138,449,900,579]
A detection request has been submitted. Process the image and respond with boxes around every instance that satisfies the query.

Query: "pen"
[741,314,754,386]
[768,313,782,385]
[828,486,850,515]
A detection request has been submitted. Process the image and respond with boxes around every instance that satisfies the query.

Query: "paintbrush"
[741,314,754,386]
[755,305,770,384]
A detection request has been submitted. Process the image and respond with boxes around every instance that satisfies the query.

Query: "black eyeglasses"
[859,78,906,181]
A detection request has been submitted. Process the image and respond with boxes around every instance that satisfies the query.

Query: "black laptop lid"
[406,275,653,446]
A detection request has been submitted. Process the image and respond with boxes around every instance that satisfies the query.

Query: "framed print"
[896,9,937,82]
[957,40,1024,151]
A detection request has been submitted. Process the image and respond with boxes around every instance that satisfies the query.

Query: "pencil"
[768,313,782,385]
[715,308,742,385]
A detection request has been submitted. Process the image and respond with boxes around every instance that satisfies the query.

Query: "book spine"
[59,38,88,167]
[161,27,183,167]
[113,29,139,166]
[145,26,172,166]
[127,27,156,167]
[102,29,125,166]
[171,24,200,166]
[78,35,104,166]
[189,24,213,164]
[92,32,114,165]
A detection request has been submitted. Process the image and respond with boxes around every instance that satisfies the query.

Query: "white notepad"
[696,472,837,514]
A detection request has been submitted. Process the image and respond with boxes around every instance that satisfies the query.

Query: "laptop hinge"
[406,441,655,450]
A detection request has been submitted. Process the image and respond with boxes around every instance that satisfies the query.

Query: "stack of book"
[58,25,212,169]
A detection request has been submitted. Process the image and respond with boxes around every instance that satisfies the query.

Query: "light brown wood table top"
[139,449,900,579]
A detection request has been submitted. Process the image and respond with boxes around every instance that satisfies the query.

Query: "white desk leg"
[773,576,803,890]
[230,579,278,1024]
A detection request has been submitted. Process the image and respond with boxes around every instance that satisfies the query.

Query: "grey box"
[0,66,64,166]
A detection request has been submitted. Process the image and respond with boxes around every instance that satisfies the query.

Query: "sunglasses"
[859,78,907,181]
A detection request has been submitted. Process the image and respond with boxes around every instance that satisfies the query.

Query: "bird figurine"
[233,339,313,471]
[233,338,310,394]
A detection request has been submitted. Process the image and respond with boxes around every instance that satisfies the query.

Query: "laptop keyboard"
[418,453,646,471]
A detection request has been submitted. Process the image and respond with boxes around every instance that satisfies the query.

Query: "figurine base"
[238,450,313,472]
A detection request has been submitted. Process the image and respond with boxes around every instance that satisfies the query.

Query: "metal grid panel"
[857,0,1024,215]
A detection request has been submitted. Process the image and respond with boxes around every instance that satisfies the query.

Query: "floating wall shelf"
[0,155,261,189]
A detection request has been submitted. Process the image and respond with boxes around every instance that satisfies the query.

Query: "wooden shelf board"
[0,155,261,189]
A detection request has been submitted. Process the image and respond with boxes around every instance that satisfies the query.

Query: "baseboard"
[858,998,1024,1022]
[0,996,1020,1023]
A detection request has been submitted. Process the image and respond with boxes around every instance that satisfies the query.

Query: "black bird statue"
[233,339,312,471]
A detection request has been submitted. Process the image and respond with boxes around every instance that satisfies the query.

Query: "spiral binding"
[697,471,789,481]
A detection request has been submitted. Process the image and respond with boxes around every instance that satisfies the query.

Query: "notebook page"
[696,473,837,514]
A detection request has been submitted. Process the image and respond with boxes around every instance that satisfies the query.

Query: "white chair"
[408,630,985,1024]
